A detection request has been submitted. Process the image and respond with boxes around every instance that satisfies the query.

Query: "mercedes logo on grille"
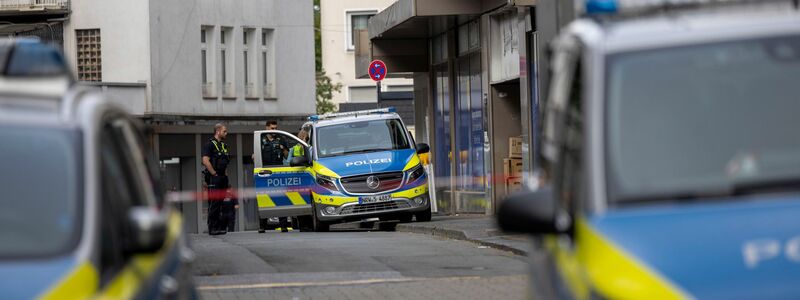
[366,176,381,190]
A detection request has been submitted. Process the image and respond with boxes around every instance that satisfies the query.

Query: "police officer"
[202,123,231,235]
[261,120,288,167]
[287,129,308,162]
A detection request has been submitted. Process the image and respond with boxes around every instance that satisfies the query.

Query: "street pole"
[376,80,382,103]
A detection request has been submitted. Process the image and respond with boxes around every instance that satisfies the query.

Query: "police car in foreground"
[498,0,800,299]
[0,39,195,299]
[252,108,431,231]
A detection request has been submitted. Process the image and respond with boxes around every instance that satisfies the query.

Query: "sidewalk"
[396,215,532,256]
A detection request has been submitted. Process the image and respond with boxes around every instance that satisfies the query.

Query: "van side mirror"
[126,207,168,253]
[290,155,310,167]
[416,143,430,154]
[497,185,572,234]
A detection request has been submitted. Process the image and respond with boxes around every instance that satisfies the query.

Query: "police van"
[498,0,800,299]
[253,108,431,231]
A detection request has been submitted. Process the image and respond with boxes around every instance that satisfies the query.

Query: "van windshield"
[0,126,82,258]
[316,119,411,158]
[606,34,800,203]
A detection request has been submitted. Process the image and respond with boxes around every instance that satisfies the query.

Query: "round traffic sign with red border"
[368,60,387,82]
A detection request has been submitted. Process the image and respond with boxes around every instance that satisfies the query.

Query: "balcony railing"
[222,82,235,98]
[202,82,215,98]
[0,0,69,11]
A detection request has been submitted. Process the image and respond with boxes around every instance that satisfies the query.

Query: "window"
[244,51,248,84]
[261,28,275,98]
[98,123,135,284]
[316,119,411,158]
[201,26,214,98]
[258,132,301,167]
[346,10,377,51]
[458,20,480,55]
[0,127,81,258]
[201,50,208,83]
[76,29,101,82]
[243,28,256,98]
[220,27,234,98]
[432,34,448,65]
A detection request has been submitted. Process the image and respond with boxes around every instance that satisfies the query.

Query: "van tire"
[398,213,413,223]
[311,203,330,232]
[415,208,432,222]
[297,216,314,232]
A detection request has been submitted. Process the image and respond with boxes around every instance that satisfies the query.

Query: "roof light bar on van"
[308,107,397,121]
[584,0,795,15]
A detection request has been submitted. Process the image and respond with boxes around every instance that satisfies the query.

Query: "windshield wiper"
[340,148,394,155]
[730,177,800,196]
[618,178,800,206]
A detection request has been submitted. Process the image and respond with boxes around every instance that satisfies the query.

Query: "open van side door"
[252,130,313,219]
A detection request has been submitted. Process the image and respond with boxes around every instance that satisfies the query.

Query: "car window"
[0,126,82,258]
[99,123,135,283]
[316,119,411,158]
[607,34,800,203]
[259,132,301,167]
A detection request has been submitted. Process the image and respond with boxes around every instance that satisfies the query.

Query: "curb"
[396,223,528,256]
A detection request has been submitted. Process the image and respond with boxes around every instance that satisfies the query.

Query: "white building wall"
[320,0,412,106]
[150,0,315,117]
[64,0,152,113]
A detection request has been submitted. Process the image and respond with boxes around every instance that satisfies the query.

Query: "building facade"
[59,0,316,233]
[362,0,573,216]
[0,0,69,45]
[320,0,413,105]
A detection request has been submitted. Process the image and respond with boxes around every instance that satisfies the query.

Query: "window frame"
[345,9,378,51]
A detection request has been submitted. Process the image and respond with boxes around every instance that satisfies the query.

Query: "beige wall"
[320,0,412,105]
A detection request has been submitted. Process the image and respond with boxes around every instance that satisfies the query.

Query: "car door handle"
[257,170,273,177]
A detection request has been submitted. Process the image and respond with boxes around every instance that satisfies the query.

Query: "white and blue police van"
[252,108,432,232]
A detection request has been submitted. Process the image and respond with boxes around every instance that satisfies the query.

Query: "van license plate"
[360,194,391,204]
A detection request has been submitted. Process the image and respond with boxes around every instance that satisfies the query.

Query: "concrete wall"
[149,0,316,117]
[63,0,152,93]
[320,0,412,105]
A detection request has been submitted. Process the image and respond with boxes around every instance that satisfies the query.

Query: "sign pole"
[376,80,382,102]
[368,60,387,104]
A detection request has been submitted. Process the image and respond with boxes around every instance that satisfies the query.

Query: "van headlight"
[406,164,425,183]
[316,174,339,192]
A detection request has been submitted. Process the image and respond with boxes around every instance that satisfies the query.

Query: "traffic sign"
[368,60,387,82]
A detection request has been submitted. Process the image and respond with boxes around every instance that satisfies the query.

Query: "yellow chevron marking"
[257,194,276,208]
[286,192,308,205]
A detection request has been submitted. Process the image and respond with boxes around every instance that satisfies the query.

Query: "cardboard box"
[509,137,523,158]
[505,177,523,195]
[503,158,523,178]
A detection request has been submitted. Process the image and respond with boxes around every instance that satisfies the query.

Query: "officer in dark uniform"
[202,123,231,235]
[261,120,288,167]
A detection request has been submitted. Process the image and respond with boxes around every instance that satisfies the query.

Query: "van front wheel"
[312,203,330,232]
[415,208,432,222]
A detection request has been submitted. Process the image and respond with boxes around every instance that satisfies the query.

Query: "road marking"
[198,278,417,290]
[197,275,526,291]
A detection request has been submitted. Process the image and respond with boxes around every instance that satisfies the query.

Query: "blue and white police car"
[499,0,800,299]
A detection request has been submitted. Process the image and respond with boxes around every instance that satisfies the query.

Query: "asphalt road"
[191,227,529,300]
